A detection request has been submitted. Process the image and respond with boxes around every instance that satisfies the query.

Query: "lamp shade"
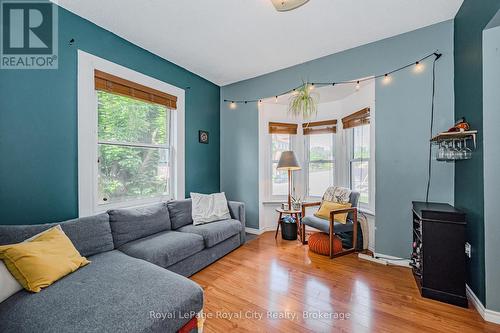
[277,151,301,170]
[271,0,309,11]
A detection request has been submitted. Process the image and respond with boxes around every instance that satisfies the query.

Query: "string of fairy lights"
[224,51,442,109]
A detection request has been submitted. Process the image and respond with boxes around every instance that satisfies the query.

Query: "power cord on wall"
[425,52,442,203]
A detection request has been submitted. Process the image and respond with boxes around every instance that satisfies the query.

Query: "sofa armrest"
[228,201,246,244]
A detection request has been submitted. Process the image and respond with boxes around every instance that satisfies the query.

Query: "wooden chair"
[300,191,360,259]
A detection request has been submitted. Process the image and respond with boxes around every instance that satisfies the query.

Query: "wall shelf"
[430,130,477,162]
[430,130,477,148]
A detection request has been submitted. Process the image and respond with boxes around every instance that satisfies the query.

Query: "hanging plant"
[288,83,319,119]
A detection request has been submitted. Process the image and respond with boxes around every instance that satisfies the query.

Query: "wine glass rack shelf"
[430,130,477,147]
[430,130,477,162]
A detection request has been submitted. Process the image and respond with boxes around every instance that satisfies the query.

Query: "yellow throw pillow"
[314,201,352,224]
[0,226,89,292]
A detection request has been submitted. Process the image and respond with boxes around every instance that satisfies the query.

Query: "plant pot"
[281,221,297,240]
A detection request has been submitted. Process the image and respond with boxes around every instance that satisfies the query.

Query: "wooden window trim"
[302,119,337,135]
[94,70,177,109]
[342,107,370,129]
[269,122,298,135]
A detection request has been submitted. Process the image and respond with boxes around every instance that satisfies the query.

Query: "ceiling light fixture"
[271,0,310,12]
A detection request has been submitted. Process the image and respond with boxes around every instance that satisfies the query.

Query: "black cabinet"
[411,201,467,307]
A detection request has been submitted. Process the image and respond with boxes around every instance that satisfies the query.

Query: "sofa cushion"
[177,219,243,248]
[0,250,203,333]
[108,202,171,247]
[118,231,204,268]
[0,213,113,257]
[167,199,193,229]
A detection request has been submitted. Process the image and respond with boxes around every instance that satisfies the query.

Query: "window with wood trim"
[271,133,292,196]
[95,71,173,206]
[304,120,336,197]
[269,122,296,197]
[343,107,371,205]
[350,124,370,206]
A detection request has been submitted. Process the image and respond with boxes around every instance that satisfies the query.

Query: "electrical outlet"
[465,242,472,258]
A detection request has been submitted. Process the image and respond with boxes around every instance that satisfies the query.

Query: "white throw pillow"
[0,261,22,303]
[0,225,64,302]
[191,192,231,225]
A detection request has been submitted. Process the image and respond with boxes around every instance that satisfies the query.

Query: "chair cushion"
[167,199,193,229]
[302,215,354,233]
[0,250,203,333]
[118,231,204,268]
[0,213,114,257]
[177,219,243,248]
[108,202,171,247]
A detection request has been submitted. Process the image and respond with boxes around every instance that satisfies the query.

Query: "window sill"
[262,200,286,206]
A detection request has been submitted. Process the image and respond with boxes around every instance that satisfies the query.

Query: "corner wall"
[483,15,500,313]
[453,0,500,305]
[221,21,455,258]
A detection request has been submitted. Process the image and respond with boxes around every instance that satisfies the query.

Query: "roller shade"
[342,107,370,129]
[268,122,298,134]
[302,119,337,135]
[94,70,177,109]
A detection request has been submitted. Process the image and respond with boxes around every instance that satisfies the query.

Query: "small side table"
[275,208,302,240]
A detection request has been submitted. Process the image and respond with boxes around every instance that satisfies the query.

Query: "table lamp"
[277,151,301,209]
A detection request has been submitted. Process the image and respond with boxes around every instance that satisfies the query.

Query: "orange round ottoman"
[308,232,343,256]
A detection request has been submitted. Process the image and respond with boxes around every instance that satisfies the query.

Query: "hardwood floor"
[191,232,500,333]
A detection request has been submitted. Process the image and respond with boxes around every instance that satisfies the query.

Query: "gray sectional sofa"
[0,199,246,333]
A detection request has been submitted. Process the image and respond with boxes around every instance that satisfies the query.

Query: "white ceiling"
[269,79,372,105]
[54,0,463,86]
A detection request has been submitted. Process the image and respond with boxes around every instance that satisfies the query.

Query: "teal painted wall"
[0,6,220,225]
[483,16,500,312]
[453,0,500,305]
[221,21,456,259]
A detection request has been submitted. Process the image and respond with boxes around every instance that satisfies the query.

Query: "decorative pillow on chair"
[323,186,351,204]
[191,192,231,225]
[314,201,352,223]
[0,226,90,293]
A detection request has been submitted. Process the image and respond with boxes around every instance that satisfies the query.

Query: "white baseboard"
[245,227,264,235]
[372,252,410,268]
[466,284,500,324]
[358,253,387,265]
[245,226,275,235]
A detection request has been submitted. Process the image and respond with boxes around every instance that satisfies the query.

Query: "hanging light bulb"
[308,83,315,91]
[383,73,391,85]
[414,61,424,73]
[355,81,360,90]
[275,96,279,103]
[229,101,237,109]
